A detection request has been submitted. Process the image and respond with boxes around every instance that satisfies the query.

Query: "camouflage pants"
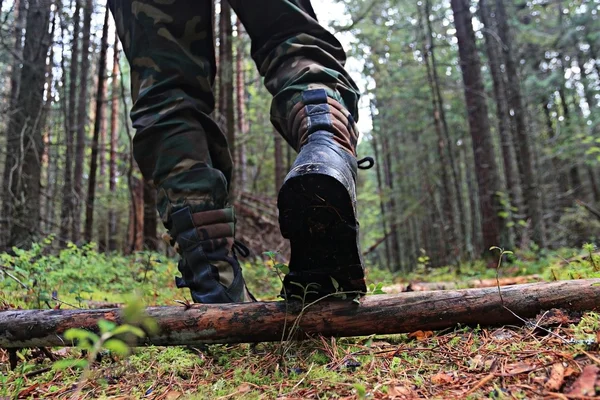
[108,0,361,222]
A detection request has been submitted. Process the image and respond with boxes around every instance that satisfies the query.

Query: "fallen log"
[1,279,599,349]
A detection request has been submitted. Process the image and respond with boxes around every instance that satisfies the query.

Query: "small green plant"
[53,296,157,398]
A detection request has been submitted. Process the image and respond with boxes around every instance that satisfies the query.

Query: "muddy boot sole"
[277,164,367,301]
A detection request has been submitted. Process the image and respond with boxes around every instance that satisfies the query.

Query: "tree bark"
[1,279,599,348]
[84,6,110,244]
[71,0,93,243]
[479,0,520,247]
[418,2,455,264]
[4,0,53,249]
[127,176,144,253]
[235,18,248,192]
[494,0,546,247]
[1,0,27,248]
[450,0,507,254]
[59,0,81,246]
[107,32,120,252]
[424,0,467,254]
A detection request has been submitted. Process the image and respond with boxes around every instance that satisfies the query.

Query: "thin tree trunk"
[127,176,144,253]
[424,0,466,254]
[368,117,390,267]
[479,0,519,246]
[107,32,120,252]
[418,2,455,264]
[235,18,248,192]
[5,0,53,248]
[71,0,93,243]
[495,0,545,247]
[1,0,27,248]
[451,0,506,254]
[59,0,81,246]
[84,6,110,244]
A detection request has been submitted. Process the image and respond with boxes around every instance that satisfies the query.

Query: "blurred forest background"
[0,0,599,273]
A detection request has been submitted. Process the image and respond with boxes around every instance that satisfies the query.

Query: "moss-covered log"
[1,279,599,349]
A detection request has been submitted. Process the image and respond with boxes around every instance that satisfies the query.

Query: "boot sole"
[277,164,367,300]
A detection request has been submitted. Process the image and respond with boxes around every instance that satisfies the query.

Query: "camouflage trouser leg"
[108,0,230,224]
[108,0,361,217]
[230,0,362,152]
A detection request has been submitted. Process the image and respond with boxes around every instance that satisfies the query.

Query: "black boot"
[278,130,371,300]
[167,206,254,304]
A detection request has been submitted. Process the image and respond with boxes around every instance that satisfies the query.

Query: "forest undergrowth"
[1,241,600,399]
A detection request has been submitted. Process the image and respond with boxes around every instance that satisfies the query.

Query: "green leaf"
[275,263,289,274]
[64,328,99,344]
[112,324,146,338]
[330,277,340,291]
[52,359,88,371]
[103,339,130,357]
[97,319,117,334]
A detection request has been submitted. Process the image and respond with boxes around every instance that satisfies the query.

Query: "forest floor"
[1,244,600,399]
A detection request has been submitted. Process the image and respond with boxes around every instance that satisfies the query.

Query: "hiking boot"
[166,206,255,304]
[277,89,373,301]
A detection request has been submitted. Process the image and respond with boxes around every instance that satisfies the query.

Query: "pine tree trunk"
[84,6,110,244]
[1,0,27,248]
[59,0,81,246]
[418,3,455,264]
[368,118,390,267]
[450,0,506,254]
[495,0,545,247]
[235,18,248,192]
[424,0,467,255]
[5,0,53,248]
[479,0,520,246]
[107,32,120,252]
[71,0,93,243]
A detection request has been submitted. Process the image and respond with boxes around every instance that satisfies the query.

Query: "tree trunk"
[424,0,466,255]
[4,0,53,248]
[450,0,506,254]
[235,18,248,192]
[84,6,110,244]
[71,0,93,243]
[2,279,599,348]
[479,0,520,247]
[495,0,545,247]
[143,180,158,251]
[59,0,81,246]
[418,2,455,264]
[108,32,120,252]
[1,0,27,248]
[368,120,390,267]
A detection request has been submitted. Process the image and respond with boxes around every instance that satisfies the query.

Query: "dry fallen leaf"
[164,390,183,400]
[566,365,599,397]
[505,362,537,375]
[431,372,454,385]
[545,362,566,391]
[408,330,434,341]
[388,385,413,398]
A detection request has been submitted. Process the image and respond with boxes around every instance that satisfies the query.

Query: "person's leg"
[108,0,252,303]
[230,0,368,299]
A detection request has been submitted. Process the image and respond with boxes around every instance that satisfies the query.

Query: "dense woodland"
[0,0,599,272]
